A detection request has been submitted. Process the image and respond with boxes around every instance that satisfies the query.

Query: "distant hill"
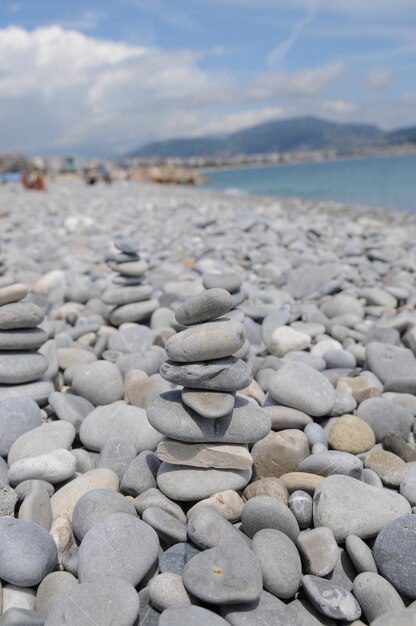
[130,116,416,158]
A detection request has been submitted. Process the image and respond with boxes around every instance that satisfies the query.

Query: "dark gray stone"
[353,572,405,623]
[142,507,187,544]
[120,450,161,496]
[297,450,363,478]
[252,528,302,598]
[160,357,252,392]
[48,392,93,432]
[241,495,300,542]
[0,302,45,330]
[373,515,416,599]
[221,590,302,626]
[0,328,47,351]
[345,534,378,574]
[187,506,250,550]
[0,352,48,385]
[0,517,58,586]
[356,397,414,442]
[98,436,137,479]
[159,605,228,625]
[175,288,232,326]
[366,341,416,393]
[157,463,251,501]
[183,542,262,605]
[159,543,200,576]
[147,391,270,444]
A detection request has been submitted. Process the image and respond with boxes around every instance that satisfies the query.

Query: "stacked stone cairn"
[0,279,50,402]
[101,238,159,327]
[147,285,271,501]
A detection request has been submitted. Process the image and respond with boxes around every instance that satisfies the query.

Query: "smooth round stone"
[187,506,250,550]
[15,479,54,499]
[72,488,137,541]
[354,572,404,623]
[366,342,416,393]
[175,289,232,326]
[35,572,79,617]
[165,320,245,363]
[0,396,41,456]
[110,260,148,276]
[160,357,253,392]
[0,352,48,385]
[147,392,270,444]
[71,448,97,473]
[400,463,416,506]
[221,589,301,626]
[80,404,163,452]
[120,450,160,496]
[57,347,97,370]
[156,441,252,470]
[297,527,339,576]
[262,405,312,431]
[0,283,28,306]
[78,512,159,585]
[0,328,47,351]
[298,450,363,479]
[384,434,416,463]
[183,542,262,605]
[8,449,76,485]
[108,325,153,353]
[18,481,53,530]
[157,463,251,501]
[50,468,119,521]
[0,302,45,330]
[288,490,313,528]
[116,348,165,377]
[290,596,338,626]
[187,490,244,523]
[280,472,324,494]
[8,421,75,465]
[72,361,124,405]
[241,495,299,542]
[243,477,289,505]
[268,362,336,417]
[356,397,414,442]
[181,388,235,419]
[114,238,139,254]
[48,392,94,432]
[0,517,58,586]
[125,370,171,409]
[202,272,242,293]
[0,379,55,405]
[102,284,153,305]
[345,535,378,574]
[269,326,311,357]
[142,507,186,544]
[252,528,302,598]
[251,429,309,479]
[313,475,411,541]
[110,300,159,326]
[148,573,191,611]
[159,605,228,626]
[45,577,140,626]
[133,488,186,523]
[370,609,416,626]
[160,543,201,576]
[328,415,375,454]
[98,436,137,478]
[365,450,407,487]
[302,574,361,621]
[374,515,416,599]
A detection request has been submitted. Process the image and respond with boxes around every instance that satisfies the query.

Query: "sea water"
[203,153,416,212]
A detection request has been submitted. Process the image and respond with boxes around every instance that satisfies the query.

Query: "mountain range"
[131,116,416,158]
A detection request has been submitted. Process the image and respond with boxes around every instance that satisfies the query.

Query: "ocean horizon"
[202,152,416,213]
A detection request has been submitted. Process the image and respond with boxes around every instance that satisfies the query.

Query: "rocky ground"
[0,180,416,625]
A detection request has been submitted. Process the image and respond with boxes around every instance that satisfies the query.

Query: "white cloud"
[366,68,394,90]
[249,61,344,100]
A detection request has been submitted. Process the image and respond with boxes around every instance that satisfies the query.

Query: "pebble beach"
[1,179,416,625]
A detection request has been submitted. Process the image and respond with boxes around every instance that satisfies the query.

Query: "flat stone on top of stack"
[148,281,271,501]
[0,281,50,403]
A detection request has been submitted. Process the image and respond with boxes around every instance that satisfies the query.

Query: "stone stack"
[0,281,52,403]
[147,287,271,501]
[101,238,159,327]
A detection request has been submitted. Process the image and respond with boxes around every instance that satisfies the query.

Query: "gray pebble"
[289,490,313,528]
[221,589,302,626]
[71,360,124,405]
[187,506,250,550]
[160,357,252,392]
[157,463,251,501]
[345,534,378,574]
[302,574,361,621]
[72,488,137,541]
[241,495,299,541]
[353,572,404,623]
[98,436,137,478]
[121,450,160,496]
[252,528,302,598]
[148,572,192,611]
[48,392,93,432]
[159,543,200,576]
[35,571,79,617]
[142,507,187,545]
[0,397,42,456]
[159,605,228,625]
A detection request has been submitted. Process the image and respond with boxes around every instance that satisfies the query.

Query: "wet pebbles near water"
[0,180,416,625]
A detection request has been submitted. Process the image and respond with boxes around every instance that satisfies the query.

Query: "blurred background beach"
[0,0,415,210]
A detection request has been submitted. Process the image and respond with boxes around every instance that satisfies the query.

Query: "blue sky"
[1,0,415,155]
